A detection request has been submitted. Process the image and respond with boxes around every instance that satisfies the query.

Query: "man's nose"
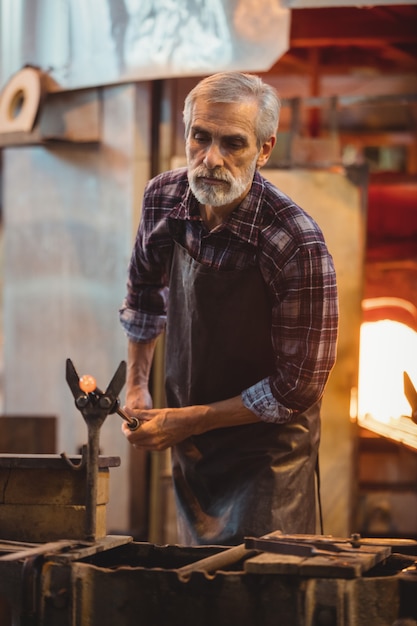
[203,142,223,169]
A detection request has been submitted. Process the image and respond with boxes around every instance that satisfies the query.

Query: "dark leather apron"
[165,242,320,545]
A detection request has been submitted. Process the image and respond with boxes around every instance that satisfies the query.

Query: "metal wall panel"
[2,82,152,533]
[0,0,290,90]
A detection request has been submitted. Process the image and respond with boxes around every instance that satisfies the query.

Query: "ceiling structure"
[258,5,417,152]
[263,4,417,175]
[274,5,417,80]
[265,5,417,333]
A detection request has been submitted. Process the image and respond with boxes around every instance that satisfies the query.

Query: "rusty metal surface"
[45,541,417,626]
[0,538,416,626]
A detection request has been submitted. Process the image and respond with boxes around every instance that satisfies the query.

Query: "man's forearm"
[122,393,262,451]
[194,395,261,433]
[126,338,157,407]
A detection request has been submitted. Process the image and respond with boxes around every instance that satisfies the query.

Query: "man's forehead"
[190,99,258,136]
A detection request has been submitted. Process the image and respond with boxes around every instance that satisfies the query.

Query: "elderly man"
[119,72,338,546]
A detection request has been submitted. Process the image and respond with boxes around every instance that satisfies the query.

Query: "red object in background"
[367,177,417,260]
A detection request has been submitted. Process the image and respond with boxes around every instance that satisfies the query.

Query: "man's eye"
[225,139,245,150]
[193,133,209,143]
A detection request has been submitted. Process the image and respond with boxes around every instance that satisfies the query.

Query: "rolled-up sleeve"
[242,238,338,423]
[242,378,296,423]
[119,197,172,343]
[119,298,167,342]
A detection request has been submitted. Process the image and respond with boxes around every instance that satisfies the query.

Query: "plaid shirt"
[120,168,338,423]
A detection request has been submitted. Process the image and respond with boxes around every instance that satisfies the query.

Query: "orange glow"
[358,320,417,424]
[79,374,97,394]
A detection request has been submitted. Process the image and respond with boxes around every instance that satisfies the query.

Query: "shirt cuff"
[119,300,166,342]
[241,378,295,423]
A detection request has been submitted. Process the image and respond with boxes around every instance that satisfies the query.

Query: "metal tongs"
[65,358,141,431]
[63,358,140,540]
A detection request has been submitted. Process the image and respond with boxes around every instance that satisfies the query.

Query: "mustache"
[191,165,233,184]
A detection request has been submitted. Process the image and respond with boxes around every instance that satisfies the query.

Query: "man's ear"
[257,136,276,168]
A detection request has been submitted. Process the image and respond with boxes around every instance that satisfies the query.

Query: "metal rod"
[176,544,258,581]
[115,405,141,430]
[85,422,101,541]
[0,540,79,562]
[94,385,141,431]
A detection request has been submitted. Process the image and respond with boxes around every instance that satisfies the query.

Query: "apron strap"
[315,454,324,534]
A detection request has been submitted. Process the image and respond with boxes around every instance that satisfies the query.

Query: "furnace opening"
[358,319,417,425]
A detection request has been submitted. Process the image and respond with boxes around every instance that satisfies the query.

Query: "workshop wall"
[1,82,151,533]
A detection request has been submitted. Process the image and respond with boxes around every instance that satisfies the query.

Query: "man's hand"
[121,406,197,451]
[121,395,261,451]
[125,385,153,411]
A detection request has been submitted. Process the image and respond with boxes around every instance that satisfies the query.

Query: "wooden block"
[0,416,56,453]
[0,455,120,542]
[0,467,109,505]
[0,504,107,542]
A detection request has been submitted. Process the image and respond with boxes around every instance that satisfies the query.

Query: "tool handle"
[126,415,141,431]
[116,407,142,431]
[93,385,142,431]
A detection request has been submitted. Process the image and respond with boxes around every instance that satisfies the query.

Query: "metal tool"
[244,536,351,557]
[63,358,139,540]
[88,382,142,432]
[403,371,417,425]
[245,532,417,557]
[75,366,141,432]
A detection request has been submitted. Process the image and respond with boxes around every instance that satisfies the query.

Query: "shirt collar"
[225,171,265,246]
[170,170,266,246]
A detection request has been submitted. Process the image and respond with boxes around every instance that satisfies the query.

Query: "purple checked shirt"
[120,168,338,423]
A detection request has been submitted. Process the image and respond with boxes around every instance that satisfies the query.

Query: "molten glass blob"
[79,374,97,394]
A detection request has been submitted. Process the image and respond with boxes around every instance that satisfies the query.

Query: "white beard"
[187,159,258,207]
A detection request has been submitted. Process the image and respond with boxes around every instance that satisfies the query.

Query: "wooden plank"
[0,540,80,562]
[0,503,107,542]
[0,535,132,563]
[0,467,109,505]
[49,535,133,563]
[0,454,120,469]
